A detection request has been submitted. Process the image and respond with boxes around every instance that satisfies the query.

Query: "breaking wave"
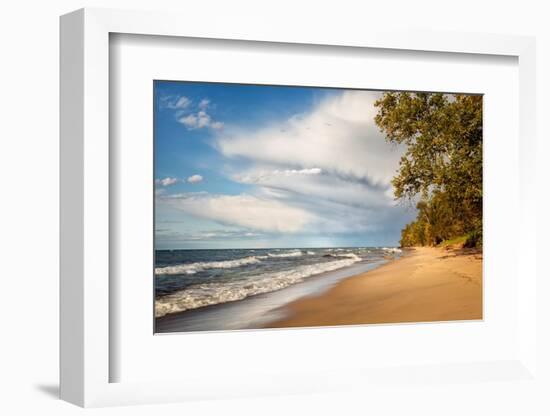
[266,250,304,258]
[382,247,402,254]
[155,256,262,275]
[155,255,361,317]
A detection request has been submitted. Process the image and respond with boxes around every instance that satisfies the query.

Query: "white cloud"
[187,174,203,184]
[197,111,211,128]
[216,90,402,186]
[294,168,322,175]
[206,90,414,238]
[157,90,415,242]
[174,96,191,109]
[178,109,224,130]
[160,95,191,110]
[155,228,262,242]
[155,177,178,186]
[198,99,210,110]
[236,167,322,183]
[239,169,392,210]
[168,96,223,131]
[179,114,198,128]
[254,181,412,235]
[161,193,313,233]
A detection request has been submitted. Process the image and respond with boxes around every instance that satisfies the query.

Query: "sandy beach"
[265,247,482,328]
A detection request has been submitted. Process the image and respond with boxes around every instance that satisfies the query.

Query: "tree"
[375,92,483,247]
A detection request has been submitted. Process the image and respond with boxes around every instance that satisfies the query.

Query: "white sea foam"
[155,256,262,275]
[267,250,303,258]
[155,255,361,317]
[322,252,362,261]
[334,253,361,261]
[382,247,402,254]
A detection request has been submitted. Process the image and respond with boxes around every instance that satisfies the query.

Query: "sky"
[154,81,417,249]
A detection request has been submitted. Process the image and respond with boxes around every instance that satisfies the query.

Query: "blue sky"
[154,81,416,249]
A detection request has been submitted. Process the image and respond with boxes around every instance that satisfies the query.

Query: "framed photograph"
[152,81,483,334]
[60,8,538,408]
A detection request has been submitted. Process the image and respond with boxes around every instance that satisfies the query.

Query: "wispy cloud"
[159,95,191,110]
[206,90,412,237]
[159,192,313,233]
[155,228,263,242]
[236,167,322,183]
[241,170,394,209]
[156,88,414,246]
[216,90,402,185]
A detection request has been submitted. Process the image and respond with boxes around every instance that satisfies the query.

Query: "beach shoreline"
[155,255,392,333]
[155,246,482,333]
[264,246,482,328]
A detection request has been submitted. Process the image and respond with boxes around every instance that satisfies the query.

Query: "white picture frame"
[60,7,538,408]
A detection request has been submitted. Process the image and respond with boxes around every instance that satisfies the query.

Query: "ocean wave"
[335,253,361,260]
[155,256,262,275]
[382,247,402,254]
[155,255,361,317]
[322,252,361,261]
[267,250,303,258]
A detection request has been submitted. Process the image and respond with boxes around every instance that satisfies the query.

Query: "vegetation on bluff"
[374,92,482,248]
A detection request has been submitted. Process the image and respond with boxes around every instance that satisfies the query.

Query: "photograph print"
[154,81,483,333]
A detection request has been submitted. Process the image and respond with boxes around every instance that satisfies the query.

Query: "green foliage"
[375,92,483,248]
[438,235,468,248]
[464,228,483,249]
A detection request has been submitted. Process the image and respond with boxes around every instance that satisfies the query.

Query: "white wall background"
[0,0,548,414]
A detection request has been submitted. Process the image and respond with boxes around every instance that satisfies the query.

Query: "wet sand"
[266,247,482,328]
[155,259,387,333]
